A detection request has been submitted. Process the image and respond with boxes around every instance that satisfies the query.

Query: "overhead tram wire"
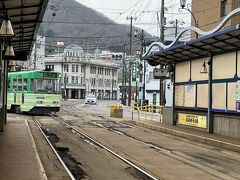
[44,35,128,39]
[43,0,65,36]
[41,21,161,26]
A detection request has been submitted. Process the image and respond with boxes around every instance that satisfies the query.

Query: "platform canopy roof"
[143,25,240,65]
[0,0,49,60]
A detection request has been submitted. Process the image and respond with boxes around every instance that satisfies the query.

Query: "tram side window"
[13,79,17,92]
[8,79,10,92]
[23,78,28,91]
[30,79,35,92]
[18,79,22,91]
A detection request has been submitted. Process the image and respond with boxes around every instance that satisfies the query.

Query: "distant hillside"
[39,0,151,54]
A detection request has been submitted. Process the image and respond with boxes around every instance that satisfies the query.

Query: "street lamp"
[200,61,208,73]
[179,0,199,38]
[134,29,146,102]
[0,13,14,131]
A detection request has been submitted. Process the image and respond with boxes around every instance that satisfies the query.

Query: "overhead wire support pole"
[122,44,126,105]
[34,42,37,70]
[141,29,146,101]
[0,39,3,132]
[127,16,133,106]
[159,0,165,106]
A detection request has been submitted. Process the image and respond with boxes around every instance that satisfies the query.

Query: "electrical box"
[153,68,168,79]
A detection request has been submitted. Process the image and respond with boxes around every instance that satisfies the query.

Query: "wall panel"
[213,52,236,80]
[191,58,208,81]
[175,85,184,106]
[228,82,237,110]
[197,84,208,108]
[184,84,196,107]
[175,62,190,82]
[212,83,226,109]
[238,51,240,77]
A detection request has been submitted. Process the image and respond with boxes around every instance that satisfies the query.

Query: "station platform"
[127,120,240,153]
[0,113,69,180]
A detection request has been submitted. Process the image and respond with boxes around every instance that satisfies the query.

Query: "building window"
[91,78,96,86]
[75,76,78,84]
[98,68,104,75]
[45,65,54,71]
[71,76,74,84]
[105,69,110,75]
[76,65,79,72]
[90,66,96,74]
[72,65,75,72]
[64,64,69,72]
[81,77,84,84]
[220,0,227,17]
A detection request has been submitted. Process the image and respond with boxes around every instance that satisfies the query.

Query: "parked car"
[85,94,97,105]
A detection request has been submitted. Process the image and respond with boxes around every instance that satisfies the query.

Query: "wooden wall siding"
[214,115,240,139]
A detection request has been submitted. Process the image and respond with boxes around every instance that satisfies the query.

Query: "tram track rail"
[49,113,159,180]
[32,116,76,180]
[59,103,240,180]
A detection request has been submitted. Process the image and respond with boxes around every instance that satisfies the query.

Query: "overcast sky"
[76,0,191,37]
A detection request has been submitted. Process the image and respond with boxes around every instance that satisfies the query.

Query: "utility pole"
[159,0,165,106]
[175,19,178,38]
[111,68,114,100]
[141,29,146,101]
[127,16,133,106]
[122,44,126,105]
[0,40,3,132]
[33,43,37,70]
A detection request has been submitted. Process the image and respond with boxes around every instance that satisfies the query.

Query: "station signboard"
[178,113,207,129]
[236,81,240,111]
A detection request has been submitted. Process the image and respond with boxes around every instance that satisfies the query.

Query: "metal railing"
[132,105,163,122]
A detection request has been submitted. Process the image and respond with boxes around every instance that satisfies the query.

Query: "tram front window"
[35,79,60,93]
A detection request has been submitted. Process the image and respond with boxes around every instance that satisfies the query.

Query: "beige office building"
[191,0,240,37]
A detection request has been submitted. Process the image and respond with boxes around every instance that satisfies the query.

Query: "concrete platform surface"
[0,114,44,180]
[127,120,240,153]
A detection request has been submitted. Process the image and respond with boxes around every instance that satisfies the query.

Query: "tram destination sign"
[40,72,58,78]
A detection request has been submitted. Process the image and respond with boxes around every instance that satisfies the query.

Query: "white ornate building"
[44,44,119,99]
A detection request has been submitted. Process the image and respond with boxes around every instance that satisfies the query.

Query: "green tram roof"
[8,70,61,79]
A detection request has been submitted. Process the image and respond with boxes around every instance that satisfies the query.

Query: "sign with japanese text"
[236,81,240,111]
[131,59,138,86]
[178,113,207,129]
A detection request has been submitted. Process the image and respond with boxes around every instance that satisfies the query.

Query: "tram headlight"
[36,101,43,104]
[53,101,59,104]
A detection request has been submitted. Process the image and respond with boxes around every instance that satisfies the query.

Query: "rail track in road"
[33,114,159,180]
[58,102,240,180]
[32,116,77,180]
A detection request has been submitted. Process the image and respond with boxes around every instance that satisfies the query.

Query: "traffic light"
[112,54,123,59]
[137,64,143,75]
[167,83,171,89]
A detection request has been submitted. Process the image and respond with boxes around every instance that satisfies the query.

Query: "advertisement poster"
[184,85,195,107]
[236,81,240,111]
[178,113,207,129]
[131,59,138,86]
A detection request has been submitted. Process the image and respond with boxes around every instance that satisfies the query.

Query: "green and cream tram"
[7,70,61,114]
